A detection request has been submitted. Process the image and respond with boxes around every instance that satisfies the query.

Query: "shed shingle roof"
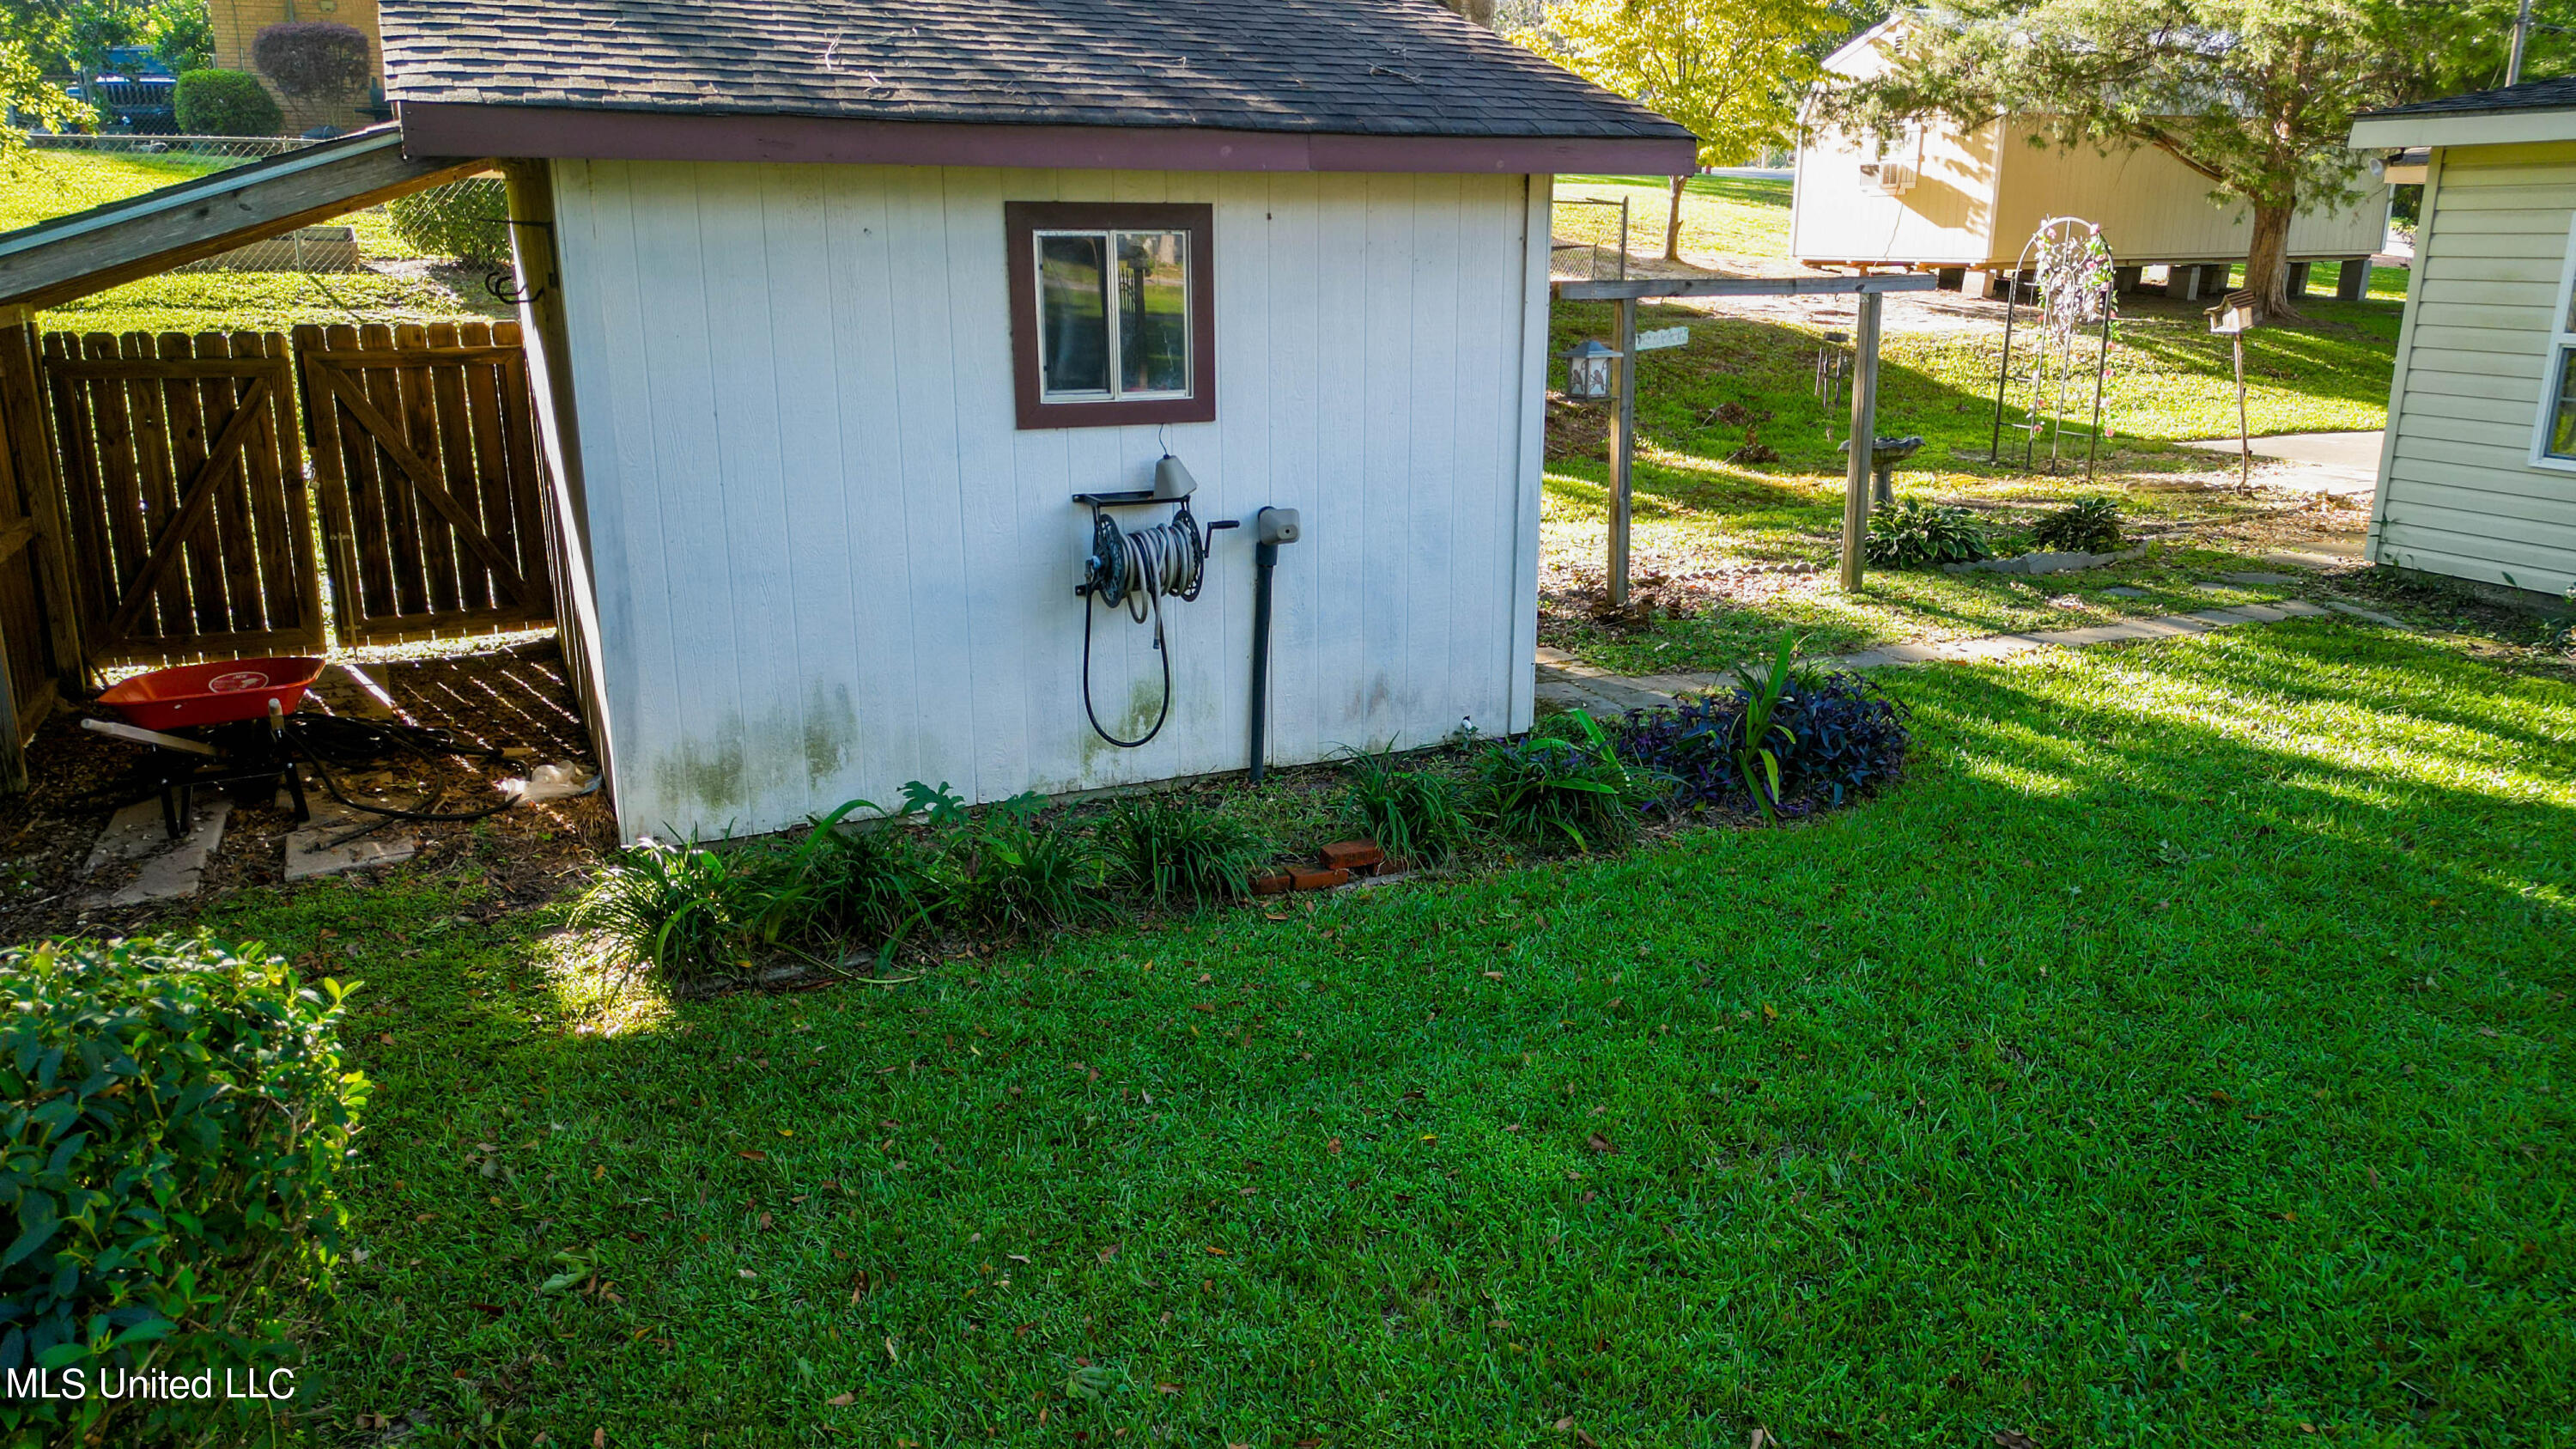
[380,0,1692,143]
[2357,76,2576,122]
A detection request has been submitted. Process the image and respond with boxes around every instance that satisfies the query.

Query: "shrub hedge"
[172,70,282,137]
[0,937,364,1441]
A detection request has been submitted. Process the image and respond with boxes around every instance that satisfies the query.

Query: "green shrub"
[1473,709,1653,852]
[946,798,1114,930]
[1863,499,1991,568]
[1338,749,1472,865]
[0,937,364,1444]
[781,802,937,948]
[172,69,281,136]
[2029,496,2125,554]
[251,21,370,100]
[576,837,787,988]
[1112,800,1268,909]
[384,178,512,268]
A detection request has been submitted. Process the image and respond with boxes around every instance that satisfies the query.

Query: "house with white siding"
[379,0,1693,841]
[2351,80,2576,603]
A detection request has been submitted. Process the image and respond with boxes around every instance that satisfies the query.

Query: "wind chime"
[1989,217,2119,478]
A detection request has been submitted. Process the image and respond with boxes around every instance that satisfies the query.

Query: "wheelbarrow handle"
[81,717,220,757]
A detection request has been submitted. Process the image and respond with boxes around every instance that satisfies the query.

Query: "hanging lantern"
[1562,338,1619,400]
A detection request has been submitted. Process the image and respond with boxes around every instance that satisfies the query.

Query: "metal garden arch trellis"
[1990,217,2118,478]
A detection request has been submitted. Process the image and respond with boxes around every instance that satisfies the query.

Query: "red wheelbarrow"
[95,656,325,731]
[86,657,323,838]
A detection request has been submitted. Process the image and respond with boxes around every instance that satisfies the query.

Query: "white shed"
[1792,17,2391,295]
[380,0,1693,840]
[2350,80,2576,604]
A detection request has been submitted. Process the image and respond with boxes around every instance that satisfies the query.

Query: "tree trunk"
[2245,200,2300,323]
[1664,173,1687,263]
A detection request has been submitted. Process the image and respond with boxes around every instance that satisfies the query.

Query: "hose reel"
[1076,469,1236,749]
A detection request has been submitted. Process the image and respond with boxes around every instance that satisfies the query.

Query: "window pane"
[1038,234,1109,396]
[1117,231,1189,396]
[2552,349,2576,459]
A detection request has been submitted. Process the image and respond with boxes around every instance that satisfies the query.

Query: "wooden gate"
[296,321,554,646]
[41,331,324,667]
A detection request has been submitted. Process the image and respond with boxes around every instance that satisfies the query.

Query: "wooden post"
[1608,295,1637,609]
[1841,289,1883,594]
[2233,332,2251,488]
[0,309,82,690]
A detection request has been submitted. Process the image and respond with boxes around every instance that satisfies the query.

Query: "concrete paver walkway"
[1535,596,2403,713]
[2175,430,2382,496]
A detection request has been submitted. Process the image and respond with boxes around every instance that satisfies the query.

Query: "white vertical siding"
[549,161,1544,839]
[2372,143,2576,599]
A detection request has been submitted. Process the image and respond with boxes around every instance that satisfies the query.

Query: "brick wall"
[208,0,385,134]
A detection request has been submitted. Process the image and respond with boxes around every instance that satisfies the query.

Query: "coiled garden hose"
[1081,500,1212,749]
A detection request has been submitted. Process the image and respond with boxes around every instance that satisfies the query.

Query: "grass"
[0,149,498,337]
[1553,173,1795,262]
[171,619,2573,1446]
[1535,282,2407,673]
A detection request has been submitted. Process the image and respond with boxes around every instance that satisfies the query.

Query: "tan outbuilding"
[1792,17,2391,299]
[2351,79,2576,604]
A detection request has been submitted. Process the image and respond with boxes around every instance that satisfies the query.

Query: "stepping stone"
[2212,571,2302,586]
[2099,586,2150,599]
[2324,600,2408,628]
[283,799,419,883]
[2261,551,2348,571]
[82,795,234,908]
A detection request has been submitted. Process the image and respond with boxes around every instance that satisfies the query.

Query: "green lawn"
[1554,173,1795,261]
[1535,286,2408,673]
[183,620,2573,1446]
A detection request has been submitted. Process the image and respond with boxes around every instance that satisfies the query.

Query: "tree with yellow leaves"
[1514,0,1842,260]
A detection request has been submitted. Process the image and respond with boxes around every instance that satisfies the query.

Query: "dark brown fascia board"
[396,102,1698,175]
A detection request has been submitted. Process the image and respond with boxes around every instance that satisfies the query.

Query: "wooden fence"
[297,321,555,646]
[41,330,325,668]
[0,317,562,789]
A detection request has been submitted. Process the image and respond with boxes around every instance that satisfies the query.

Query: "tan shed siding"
[1988,119,2388,266]
[1791,115,1999,265]
[2374,141,2576,597]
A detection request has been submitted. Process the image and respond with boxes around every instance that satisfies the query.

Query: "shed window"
[1007,203,1215,429]
[2534,225,2576,470]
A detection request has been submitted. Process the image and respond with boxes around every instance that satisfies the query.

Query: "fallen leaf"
[1205,1245,1228,1255]
[1585,1132,1617,1154]
[1327,1137,1343,1154]
[1099,1243,1120,1263]
[1007,1253,1031,1264]
[737,1150,769,1161]
[1156,1383,1181,1396]
[592,1432,605,1449]
[826,1392,854,1407]
[756,1213,774,1229]
[1761,1003,1778,1020]
[1992,1433,2038,1449]
[1483,971,1504,981]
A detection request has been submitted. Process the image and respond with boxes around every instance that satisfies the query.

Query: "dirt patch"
[0,634,616,942]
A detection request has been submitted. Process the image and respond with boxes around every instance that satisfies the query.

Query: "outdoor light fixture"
[1562,338,1619,400]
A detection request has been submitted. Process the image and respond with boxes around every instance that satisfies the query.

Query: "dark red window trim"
[1005,201,1215,430]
